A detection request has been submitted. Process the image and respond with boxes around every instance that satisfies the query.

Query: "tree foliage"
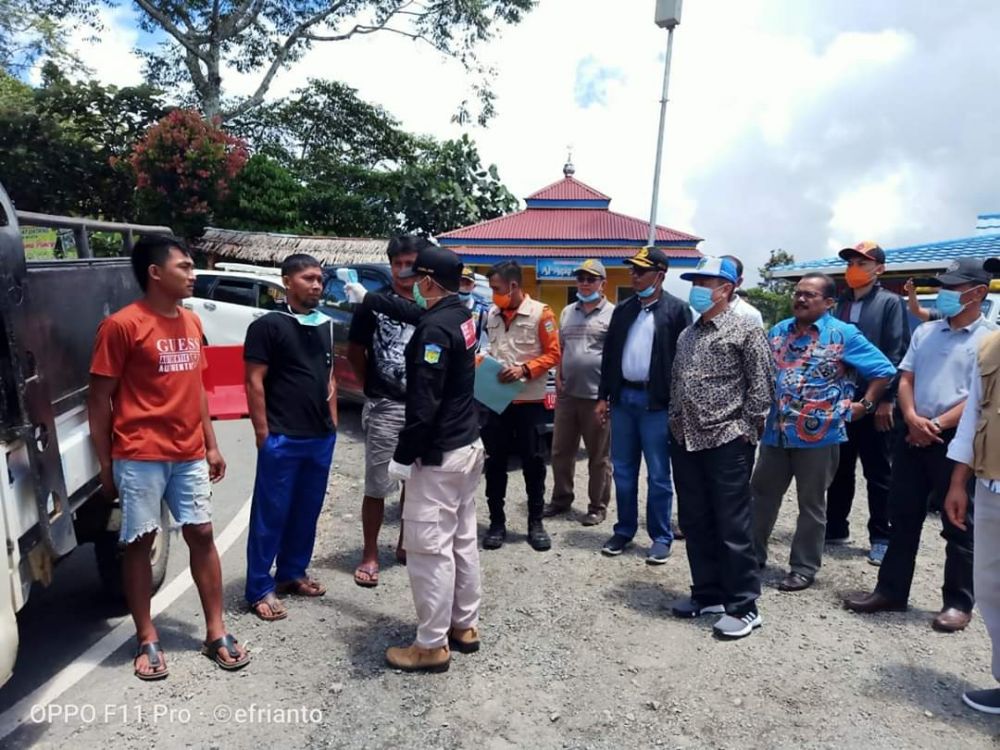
[0,0,94,74]
[121,0,535,121]
[0,63,169,218]
[745,249,797,326]
[127,109,249,238]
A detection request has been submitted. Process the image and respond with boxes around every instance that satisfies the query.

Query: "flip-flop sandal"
[250,596,288,622]
[353,565,379,588]
[202,634,251,671]
[134,641,169,681]
[277,577,327,597]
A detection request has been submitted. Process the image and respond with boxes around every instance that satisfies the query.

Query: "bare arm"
[899,370,942,445]
[87,374,119,499]
[200,387,226,482]
[328,368,338,429]
[246,362,269,449]
[904,278,932,323]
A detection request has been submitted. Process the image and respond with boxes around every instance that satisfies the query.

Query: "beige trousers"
[550,394,612,513]
[974,482,1000,681]
[403,440,485,649]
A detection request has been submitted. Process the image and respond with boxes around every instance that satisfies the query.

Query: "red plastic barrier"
[202,345,249,420]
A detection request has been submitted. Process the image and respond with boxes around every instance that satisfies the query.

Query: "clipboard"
[474,356,526,414]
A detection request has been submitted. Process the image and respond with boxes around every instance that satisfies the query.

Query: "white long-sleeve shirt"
[947,356,1000,490]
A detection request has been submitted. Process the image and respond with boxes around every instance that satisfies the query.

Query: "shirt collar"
[942,314,987,333]
[781,311,832,336]
[575,297,608,315]
[839,282,882,304]
[697,306,734,329]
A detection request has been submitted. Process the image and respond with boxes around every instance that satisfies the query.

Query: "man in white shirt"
[723,255,764,327]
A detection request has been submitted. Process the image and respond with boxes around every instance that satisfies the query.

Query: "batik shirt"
[762,312,896,448]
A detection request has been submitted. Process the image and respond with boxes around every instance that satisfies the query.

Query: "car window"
[322,268,389,310]
[212,278,258,307]
[193,274,216,299]
[258,282,285,309]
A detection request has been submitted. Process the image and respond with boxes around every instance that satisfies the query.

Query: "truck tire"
[94,502,171,600]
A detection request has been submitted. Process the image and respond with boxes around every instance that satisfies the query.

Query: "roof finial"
[563,146,575,178]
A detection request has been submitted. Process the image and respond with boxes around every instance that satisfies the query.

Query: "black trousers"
[483,402,548,525]
[671,437,761,615]
[875,430,975,611]
[825,416,893,543]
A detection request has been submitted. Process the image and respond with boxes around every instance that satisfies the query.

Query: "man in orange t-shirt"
[89,235,249,680]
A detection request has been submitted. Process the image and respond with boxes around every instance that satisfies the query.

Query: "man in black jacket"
[596,247,692,563]
[347,245,482,674]
[826,241,910,565]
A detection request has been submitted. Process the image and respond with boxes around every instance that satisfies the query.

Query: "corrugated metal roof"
[195,227,387,266]
[454,245,702,258]
[774,233,1000,276]
[439,208,700,243]
[526,177,611,201]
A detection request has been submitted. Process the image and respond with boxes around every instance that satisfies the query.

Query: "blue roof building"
[772,214,1000,280]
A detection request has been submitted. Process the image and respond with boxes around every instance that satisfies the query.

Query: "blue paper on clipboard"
[474,356,525,414]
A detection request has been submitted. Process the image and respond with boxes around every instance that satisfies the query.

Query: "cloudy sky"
[60,1,1000,283]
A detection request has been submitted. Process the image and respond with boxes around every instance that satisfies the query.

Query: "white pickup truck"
[0,185,174,688]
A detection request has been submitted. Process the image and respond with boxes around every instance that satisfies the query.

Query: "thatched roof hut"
[195,227,389,267]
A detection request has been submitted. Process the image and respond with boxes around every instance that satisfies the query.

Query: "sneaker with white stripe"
[713,610,763,638]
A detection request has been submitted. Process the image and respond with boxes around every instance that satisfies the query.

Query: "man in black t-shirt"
[347,236,423,587]
[243,254,337,622]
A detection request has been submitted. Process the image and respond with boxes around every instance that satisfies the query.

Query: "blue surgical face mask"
[635,284,657,299]
[286,307,328,327]
[459,291,472,302]
[577,290,601,303]
[414,279,429,310]
[936,288,967,318]
[689,285,716,314]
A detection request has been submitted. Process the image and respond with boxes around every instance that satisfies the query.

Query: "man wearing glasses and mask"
[544,259,615,526]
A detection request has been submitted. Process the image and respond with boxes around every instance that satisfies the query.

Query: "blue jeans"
[610,387,673,545]
[246,433,336,604]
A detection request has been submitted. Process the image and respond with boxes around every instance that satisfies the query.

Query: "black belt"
[622,379,647,390]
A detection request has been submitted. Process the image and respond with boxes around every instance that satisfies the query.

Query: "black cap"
[924,257,993,287]
[624,246,670,272]
[984,257,1000,275]
[399,245,463,292]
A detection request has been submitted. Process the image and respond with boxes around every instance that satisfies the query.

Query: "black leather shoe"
[483,524,506,550]
[777,572,813,592]
[527,521,551,551]
[842,590,907,613]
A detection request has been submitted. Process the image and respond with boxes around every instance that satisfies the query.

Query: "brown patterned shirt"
[669,308,775,452]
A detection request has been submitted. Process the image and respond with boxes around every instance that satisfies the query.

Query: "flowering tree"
[128,109,248,238]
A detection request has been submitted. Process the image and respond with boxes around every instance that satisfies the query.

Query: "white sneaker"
[713,611,763,638]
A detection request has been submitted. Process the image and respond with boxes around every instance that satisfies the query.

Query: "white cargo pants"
[402,440,485,649]
[975,483,1000,682]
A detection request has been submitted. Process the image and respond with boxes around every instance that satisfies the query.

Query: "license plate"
[544,392,556,410]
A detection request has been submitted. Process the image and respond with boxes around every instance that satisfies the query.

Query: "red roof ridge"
[438,208,527,238]
[526,176,612,202]
[603,209,703,242]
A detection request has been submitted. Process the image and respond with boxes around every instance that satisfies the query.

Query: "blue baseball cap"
[680,255,739,284]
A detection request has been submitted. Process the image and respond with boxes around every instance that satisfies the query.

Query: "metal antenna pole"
[647,25,675,247]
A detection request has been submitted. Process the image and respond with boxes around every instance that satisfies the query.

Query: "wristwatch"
[931,417,943,431]
[860,399,875,415]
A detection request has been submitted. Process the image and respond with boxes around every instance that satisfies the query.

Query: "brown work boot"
[385,643,450,673]
[581,510,606,526]
[448,626,481,654]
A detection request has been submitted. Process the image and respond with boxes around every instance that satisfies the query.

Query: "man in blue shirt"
[752,273,895,592]
[845,258,997,632]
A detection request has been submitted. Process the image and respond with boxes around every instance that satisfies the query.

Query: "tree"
[121,0,535,121]
[0,1,94,74]
[0,63,169,218]
[215,154,306,233]
[128,109,249,238]
[745,249,796,327]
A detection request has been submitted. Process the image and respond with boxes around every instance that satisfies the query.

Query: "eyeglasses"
[792,290,825,300]
[575,274,601,283]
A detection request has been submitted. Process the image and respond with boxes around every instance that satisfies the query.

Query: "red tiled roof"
[439,208,701,243]
[456,246,702,259]
[526,176,611,202]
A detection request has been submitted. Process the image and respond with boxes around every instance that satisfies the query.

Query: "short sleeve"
[348,306,375,346]
[243,317,272,364]
[90,317,129,378]
[898,327,922,373]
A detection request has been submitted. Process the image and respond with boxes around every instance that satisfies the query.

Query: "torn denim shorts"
[113,459,212,543]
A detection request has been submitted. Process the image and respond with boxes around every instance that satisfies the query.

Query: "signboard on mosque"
[536,258,588,281]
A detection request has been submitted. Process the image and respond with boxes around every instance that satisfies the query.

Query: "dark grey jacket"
[598,291,692,411]
[834,284,909,403]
